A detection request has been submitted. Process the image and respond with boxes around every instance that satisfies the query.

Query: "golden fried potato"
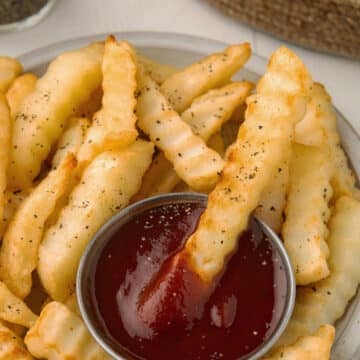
[135,81,252,198]
[295,83,357,198]
[0,320,33,359]
[256,47,312,97]
[0,281,37,328]
[38,140,154,301]
[51,117,90,169]
[278,196,360,347]
[77,37,138,167]
[160,43,251,112]
[0,154,76,299]
[0,57,23,92]
[255,48,316,235]
[9,42,104,190]
[138,54,178,84]
[25,302,111,360]
[264,325,334,360]
[0,94,11,225]
[255,157,289,233]
[185,46,311,283]
[5,73,37,118]
[282,144,334,285]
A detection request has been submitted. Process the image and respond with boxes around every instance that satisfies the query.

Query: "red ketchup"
[91,202,287,359]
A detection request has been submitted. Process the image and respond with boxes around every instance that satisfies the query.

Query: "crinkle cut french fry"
[135,81,252,198]
[277,196,360,348]
[138,54,178,84]
[185,95,304,282]
[0,94,11,225]
[0,320,33,359]
[256,47,313,98]
[9,42,104,190]
[254,47,316,235]
[255,157,289,234]
[282,144,334,285]
[136,66,224,192]
[77,37,138,167]
[184,46,311,283]
[52,117,90,169]
[0,154,77,299]
[6,73,37,118]
[0,281,37,328]
[38,140,154,301]
[0,56,23,92]
[264,325,335,360]
[295,83,357,198]
[25,302,111,360]
[160,43,251,113]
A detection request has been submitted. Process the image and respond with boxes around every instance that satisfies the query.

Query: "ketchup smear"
[91,202,287,360]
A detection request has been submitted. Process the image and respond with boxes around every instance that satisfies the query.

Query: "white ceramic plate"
[19,31,360,360]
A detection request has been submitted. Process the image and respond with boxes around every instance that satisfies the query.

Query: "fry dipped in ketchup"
[130,45,311,336]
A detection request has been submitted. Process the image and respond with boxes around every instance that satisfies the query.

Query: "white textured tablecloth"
[0,0,359,133]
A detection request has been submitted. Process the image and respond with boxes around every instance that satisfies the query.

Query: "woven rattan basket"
[207,0,360,59]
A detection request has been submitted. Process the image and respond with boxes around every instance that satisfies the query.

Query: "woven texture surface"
[207,0,360,59]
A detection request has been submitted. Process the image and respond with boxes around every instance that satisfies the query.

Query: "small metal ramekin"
[77,192,296,360]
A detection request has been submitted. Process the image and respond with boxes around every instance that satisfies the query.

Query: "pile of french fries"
[0,34,358,360]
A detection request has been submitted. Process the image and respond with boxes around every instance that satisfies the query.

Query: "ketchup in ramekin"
[77,193,294,360]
